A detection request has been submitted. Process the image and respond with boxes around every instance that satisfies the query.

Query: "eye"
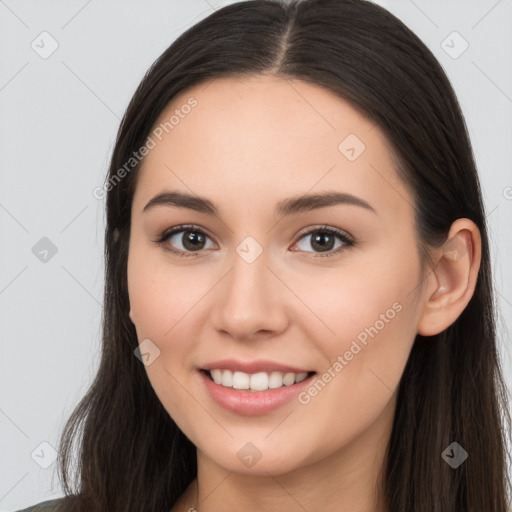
[153,224,216,257]
[291,225,355,257]
[154,224,355,258]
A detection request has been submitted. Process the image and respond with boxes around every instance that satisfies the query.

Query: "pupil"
[183,231,204,251]
[179,231,335,253]
[313,233,333,252]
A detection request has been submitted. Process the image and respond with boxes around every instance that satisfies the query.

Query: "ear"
[129,307,135,324]
[417,218,482,336]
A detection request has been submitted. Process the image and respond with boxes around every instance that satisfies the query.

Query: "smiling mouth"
[200,368,316,392]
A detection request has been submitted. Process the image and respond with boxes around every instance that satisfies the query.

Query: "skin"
[126,74,481,512]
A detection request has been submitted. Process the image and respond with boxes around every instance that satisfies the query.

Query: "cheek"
[299,243,420,349]
[127,243,179,359]
[127,241,212,385]
[128,237,194,336]
[127,244,204,433]
[293,247,421,438]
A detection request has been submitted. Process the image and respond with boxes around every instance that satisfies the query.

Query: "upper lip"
[200,359,313,374]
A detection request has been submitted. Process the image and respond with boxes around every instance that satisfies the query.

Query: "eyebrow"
[142,190,377,217]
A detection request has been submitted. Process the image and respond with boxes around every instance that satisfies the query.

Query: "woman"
[18,0,511,510]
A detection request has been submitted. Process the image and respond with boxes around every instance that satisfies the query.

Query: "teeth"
[249,372,268,391]
[283,372,295,386]
[295,372,308,383]
[232,371,250,390]
[211,369,223,384]
[207,369,310,391]
[221,370,233,387]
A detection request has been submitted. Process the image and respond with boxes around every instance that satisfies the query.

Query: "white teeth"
[232,371,250,390]
[211,369,222,384]
[268,371,284,389]
[282,372,295,386]
[250,372,269,391]
[295,372,308,383]
[208,369,311,391]
[221,370,233,387]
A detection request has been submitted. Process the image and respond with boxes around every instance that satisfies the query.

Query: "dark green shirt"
[15,498,65,511]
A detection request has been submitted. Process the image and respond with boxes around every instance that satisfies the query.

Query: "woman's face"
[127,74,428,476]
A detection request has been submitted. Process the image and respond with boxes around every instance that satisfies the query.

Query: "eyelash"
[153,224,355,259]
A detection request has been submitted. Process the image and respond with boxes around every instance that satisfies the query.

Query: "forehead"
[133,75,413,224]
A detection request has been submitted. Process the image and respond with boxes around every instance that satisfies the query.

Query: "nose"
[211,250,289,341]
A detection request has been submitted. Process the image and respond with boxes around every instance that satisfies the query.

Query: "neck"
[183,399,394,512]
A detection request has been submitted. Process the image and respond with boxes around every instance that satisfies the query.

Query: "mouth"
[198,367,317,416]
[200,368,317,392]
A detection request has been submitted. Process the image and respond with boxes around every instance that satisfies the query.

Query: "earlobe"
[417,218,481,336]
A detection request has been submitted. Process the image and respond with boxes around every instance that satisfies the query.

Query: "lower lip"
[198,370,316,416]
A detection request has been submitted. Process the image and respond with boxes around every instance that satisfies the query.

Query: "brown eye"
[154,224,354,258]
[292,226,354,257]
[177,230,207,251]
[155,225,215,257]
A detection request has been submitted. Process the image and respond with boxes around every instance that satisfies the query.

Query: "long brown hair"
[56,0,511,510]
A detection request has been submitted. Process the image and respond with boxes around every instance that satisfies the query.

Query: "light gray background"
[1,0,511,509]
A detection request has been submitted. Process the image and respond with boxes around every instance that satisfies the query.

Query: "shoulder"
[15,497,67,512]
